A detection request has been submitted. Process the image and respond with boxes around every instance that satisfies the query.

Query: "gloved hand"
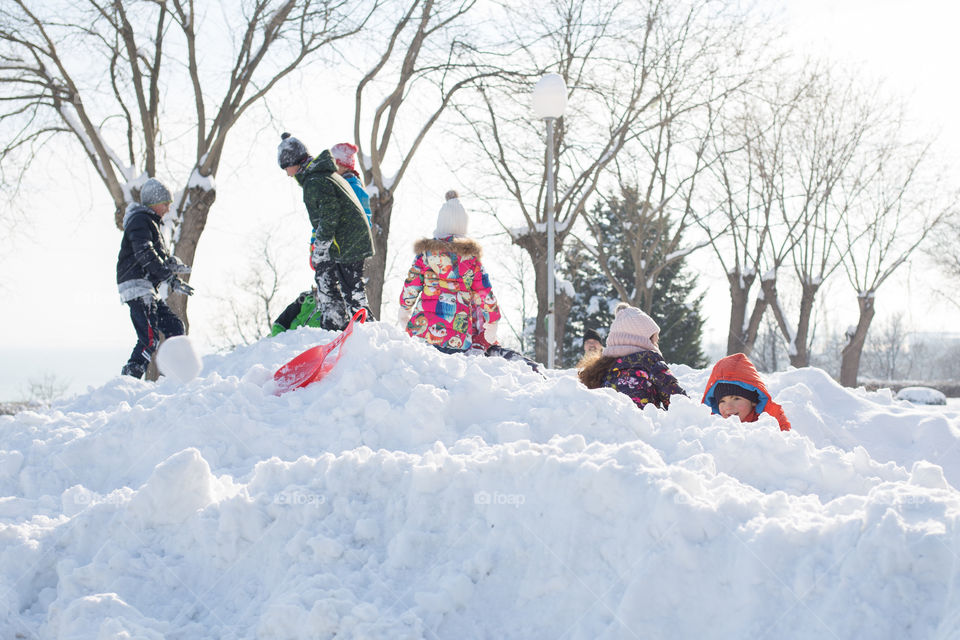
[397,307,411,329]
[164,256,192,275]
[167,276,195,296]
[483,321,498,345]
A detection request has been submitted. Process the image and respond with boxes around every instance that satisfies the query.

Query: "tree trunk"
[840,294,875,387]
[789,281,820,368]
[167,185,217,332]
[742,294,769,357]
[365,188,395,319]
[637,281,654,315]
[725,270,756,355]
[515,231,551,364]
[555,289,573,368]
[759,278,792,362]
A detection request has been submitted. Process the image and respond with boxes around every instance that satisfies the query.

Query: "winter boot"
[121,362,146,379]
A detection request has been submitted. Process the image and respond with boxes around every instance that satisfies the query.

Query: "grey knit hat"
[140,178,172,207]
[278,132,309,169]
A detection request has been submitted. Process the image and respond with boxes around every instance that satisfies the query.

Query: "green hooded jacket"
[296,150,375,263]
[270,291,324,336]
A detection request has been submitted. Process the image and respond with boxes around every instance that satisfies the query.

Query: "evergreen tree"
[562,189,708,368]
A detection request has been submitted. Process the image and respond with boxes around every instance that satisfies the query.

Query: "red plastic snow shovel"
[273,309,367,395]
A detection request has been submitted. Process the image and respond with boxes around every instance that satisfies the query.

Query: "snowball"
[156,335,203,383]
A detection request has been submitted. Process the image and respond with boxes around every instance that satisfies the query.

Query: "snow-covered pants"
[123,296,185,376]
[312,258,371,331]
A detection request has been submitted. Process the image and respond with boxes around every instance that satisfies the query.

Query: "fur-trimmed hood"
[413,236,483,259]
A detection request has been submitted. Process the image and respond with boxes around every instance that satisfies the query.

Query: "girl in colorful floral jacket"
[578,303,686,410]
[398,191,501,353]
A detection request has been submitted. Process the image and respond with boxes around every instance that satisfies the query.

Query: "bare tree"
[860,312,908,381]
[456,0,754,364]
[932,210,960,313]
[579,92,724,316]
[702,70,816,358]
[25,372,70,406]
[761,72,893,368]
[498,243,537,354]
[838,137,956,387]
[211,231,288,350]
[345,0,504,316]
[752,316,787,373]
[0,0,371,328]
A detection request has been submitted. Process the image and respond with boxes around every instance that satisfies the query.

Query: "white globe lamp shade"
[532,74,568,119]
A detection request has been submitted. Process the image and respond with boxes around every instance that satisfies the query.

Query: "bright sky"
[1,0,958,400]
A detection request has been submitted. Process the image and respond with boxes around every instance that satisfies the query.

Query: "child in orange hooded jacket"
[701,353,791,431]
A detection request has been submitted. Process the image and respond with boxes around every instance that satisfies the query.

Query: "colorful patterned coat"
[601,350,686,409]
[399,237,501,351]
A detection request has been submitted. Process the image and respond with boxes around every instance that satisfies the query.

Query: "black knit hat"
[583,328,603,344]
[277,132,309,169]
[713,382,759,405]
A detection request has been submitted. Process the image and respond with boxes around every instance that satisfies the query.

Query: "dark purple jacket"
[601,350,686,409]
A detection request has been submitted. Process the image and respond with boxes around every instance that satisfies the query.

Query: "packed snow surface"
[2,322,960,639]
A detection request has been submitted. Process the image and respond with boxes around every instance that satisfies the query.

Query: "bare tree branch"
[0,0,373,331]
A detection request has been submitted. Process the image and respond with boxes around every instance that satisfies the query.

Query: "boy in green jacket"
[270,288,324,336]
[278,132,375,330]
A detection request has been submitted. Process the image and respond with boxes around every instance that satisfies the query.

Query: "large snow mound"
[2,322,960,639]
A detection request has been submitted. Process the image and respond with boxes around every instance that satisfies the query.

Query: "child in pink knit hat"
[578,303,686,410]
[330,141,371,225]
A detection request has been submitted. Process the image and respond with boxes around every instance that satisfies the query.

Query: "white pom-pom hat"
[434,190,469,238]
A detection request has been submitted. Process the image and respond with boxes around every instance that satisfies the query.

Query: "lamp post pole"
[545,116,557,369]
[532,73,567,369]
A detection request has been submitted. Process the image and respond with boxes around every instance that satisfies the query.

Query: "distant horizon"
[1,344,130,403]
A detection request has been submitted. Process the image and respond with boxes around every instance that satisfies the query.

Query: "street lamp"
[532,73,567,369]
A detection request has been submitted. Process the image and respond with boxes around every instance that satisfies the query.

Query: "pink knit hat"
[330,142,358,172]
[602,302,661,357]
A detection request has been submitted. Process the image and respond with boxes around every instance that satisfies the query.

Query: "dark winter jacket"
[601,350,686,410]
[296,150,374,264]
[116,204,174,301]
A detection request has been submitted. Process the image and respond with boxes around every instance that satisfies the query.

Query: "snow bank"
[2,322,960,638]
[897,386,948,406]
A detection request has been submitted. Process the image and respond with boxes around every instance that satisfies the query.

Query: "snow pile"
[2,322,960,639]
[897,386,948,406]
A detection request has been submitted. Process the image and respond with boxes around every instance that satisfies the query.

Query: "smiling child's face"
[718,395,756,421]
